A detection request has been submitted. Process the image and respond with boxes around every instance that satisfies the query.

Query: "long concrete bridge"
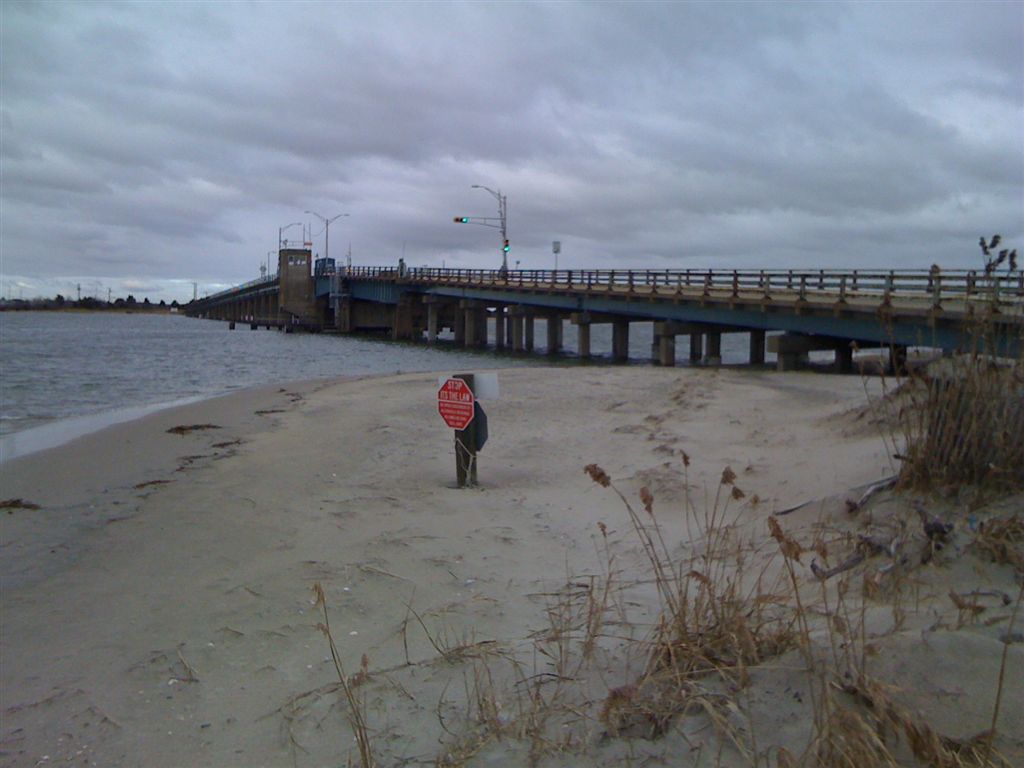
[184,249,1023,370]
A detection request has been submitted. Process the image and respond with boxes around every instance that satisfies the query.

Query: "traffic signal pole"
[498,192,508,273]
[455,185,509,272]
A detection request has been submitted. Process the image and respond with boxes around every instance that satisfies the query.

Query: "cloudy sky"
[1,1,1021,302]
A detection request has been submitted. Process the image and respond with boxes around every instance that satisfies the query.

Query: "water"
[0,311,761,460]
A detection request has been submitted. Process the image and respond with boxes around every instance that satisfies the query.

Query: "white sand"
[1,366,1020,767]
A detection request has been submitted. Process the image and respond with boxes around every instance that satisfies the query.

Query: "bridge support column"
[769,334,815,371]
[836,343,854,374]
[704,332,722,365]
[659,334,676,367]
[612,319,630,362]
[571,313,594,360]
[476,308,488,347]
[652,322,678,367]
[749,330,766,365]
[777,351,806,371]
[546,315,563,355]
[393,299,414,341]
[510,312,524,351]
[577,322,591,359]
[462,302,487,348]
[494,306,505,349]
[889,344,907,376]
[463,308,477,348]
[524,315,535,352]
[689,333,703,363]
[454,309,466,345]
[427,303,439,344]
[336,298,352,332]
[229,321,235,330]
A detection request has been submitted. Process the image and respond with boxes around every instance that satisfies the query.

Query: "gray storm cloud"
[1,0,1021,301]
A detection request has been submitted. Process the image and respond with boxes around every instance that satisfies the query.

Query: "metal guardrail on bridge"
[195,273,279,305]
[339,266,1024,310]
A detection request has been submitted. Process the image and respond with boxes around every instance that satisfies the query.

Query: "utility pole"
[77,283,81,302]
[305,211,349,263]
[279,222,301,249]
[192,282,198,302]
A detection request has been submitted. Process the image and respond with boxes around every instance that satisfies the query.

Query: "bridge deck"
[185,266,1022,358]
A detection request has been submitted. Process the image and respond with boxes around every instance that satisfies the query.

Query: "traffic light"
[503,239,510,253]
[453,216,469,223]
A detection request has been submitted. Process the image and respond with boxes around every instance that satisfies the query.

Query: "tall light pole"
[279,221,302,248]
[470,185,509,272]
[305,211,349,263]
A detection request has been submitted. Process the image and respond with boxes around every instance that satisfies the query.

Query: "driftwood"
[812,529,912,581]
[845,475,898,514]
[811,550,866,580]
[776,474,899,518]
[813,498,960,580]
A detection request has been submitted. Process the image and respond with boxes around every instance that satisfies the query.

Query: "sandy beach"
[2,366,1021,767]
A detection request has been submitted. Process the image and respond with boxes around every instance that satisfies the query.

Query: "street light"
[305,211,349,263]
[279,222,302,249]
[470,185,509,272]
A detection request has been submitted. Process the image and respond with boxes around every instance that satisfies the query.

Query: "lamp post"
[470,185,509,272]
[279,222,302,249]
[305,211,349,263]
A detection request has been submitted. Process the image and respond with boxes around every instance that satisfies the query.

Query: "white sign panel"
[438,372,499,400]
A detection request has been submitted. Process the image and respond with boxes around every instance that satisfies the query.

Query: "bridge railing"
[193,273,279,305]
[189,265,1023,311]
[341,266,1023,307]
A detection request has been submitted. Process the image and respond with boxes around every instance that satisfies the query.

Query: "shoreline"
[0,394,212,464]
[0,353,864,464]
[3,365,1019,766]
[0,374,356,465]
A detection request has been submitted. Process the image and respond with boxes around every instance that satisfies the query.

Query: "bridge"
[184,249,1023,370]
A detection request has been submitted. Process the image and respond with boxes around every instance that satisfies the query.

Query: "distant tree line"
[0,294,181,312]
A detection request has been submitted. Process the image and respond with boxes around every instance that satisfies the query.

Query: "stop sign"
[437,378,475,430]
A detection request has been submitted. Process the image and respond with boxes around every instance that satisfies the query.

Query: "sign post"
[438,374,477,487]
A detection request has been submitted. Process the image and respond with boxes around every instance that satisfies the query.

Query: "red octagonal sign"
[438,378,475,430]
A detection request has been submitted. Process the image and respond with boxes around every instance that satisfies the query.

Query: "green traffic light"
[453,216,469,223]
[503,243,510,252]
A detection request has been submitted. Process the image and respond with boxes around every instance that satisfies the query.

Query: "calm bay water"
[0,311,758,459]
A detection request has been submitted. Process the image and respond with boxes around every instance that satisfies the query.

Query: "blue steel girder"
[347,280,403,304]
